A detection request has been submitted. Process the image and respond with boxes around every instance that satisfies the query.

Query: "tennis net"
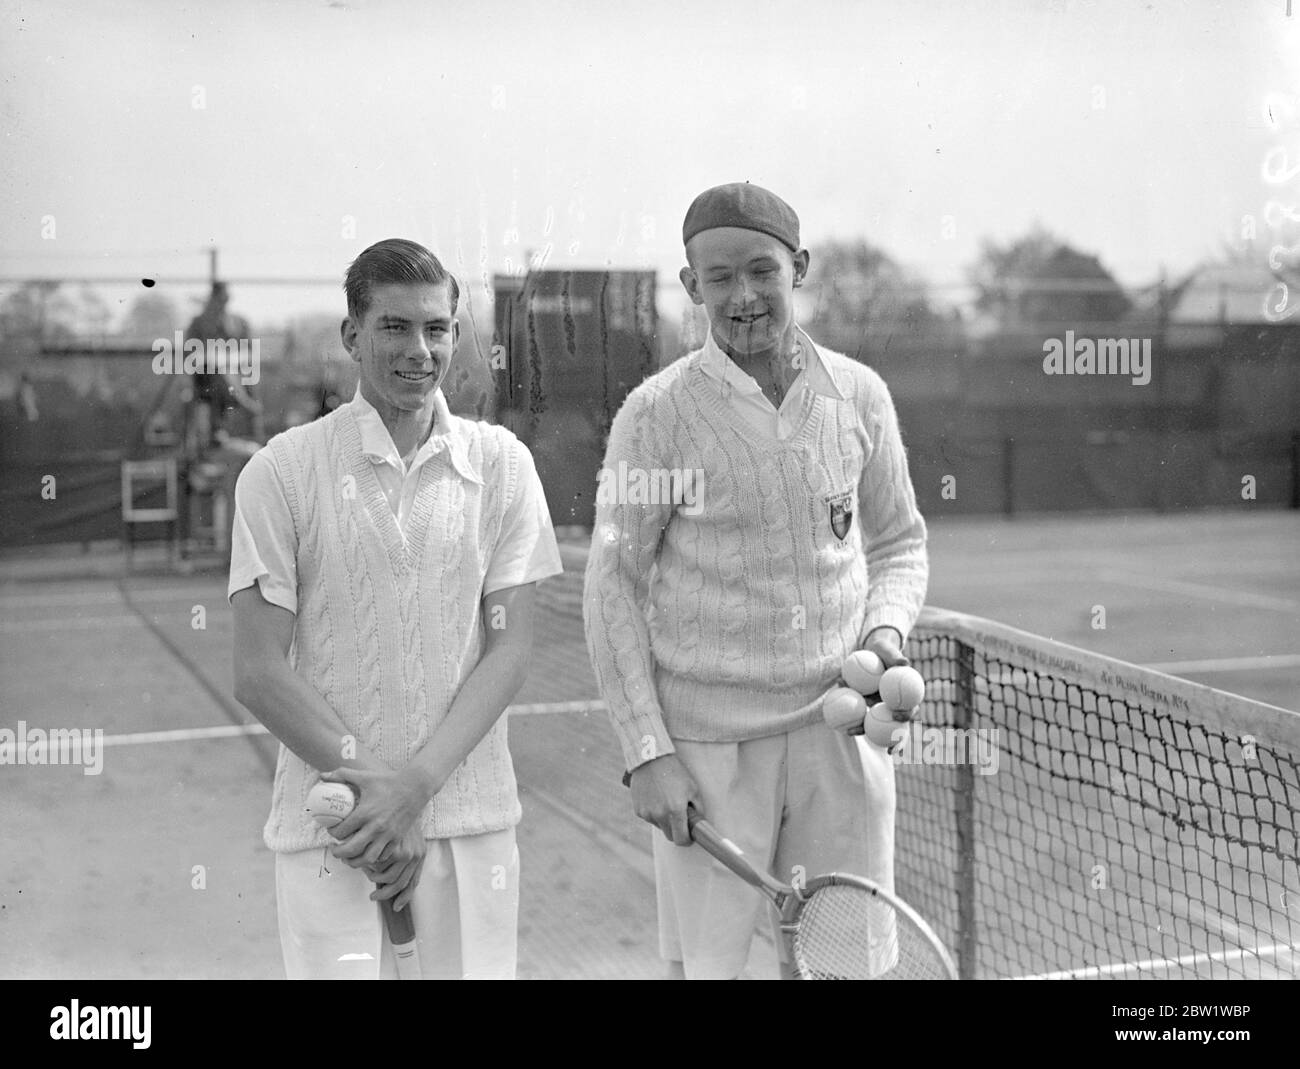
[898,607,1300,979]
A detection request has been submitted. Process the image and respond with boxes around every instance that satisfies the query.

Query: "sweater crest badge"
[826,489,854,540]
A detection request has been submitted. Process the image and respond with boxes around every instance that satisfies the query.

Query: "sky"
[1,0,1297,329]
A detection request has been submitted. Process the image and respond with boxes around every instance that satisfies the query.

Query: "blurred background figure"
[185,281,263,451]
[180,281,264,559]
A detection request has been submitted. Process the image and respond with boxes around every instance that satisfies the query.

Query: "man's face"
[681,228,809,359]
[341,282,459,416]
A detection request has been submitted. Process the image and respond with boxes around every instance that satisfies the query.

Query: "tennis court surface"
[1,510,1296,979]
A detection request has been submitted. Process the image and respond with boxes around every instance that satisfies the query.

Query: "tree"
[120,292,181,341]
[969,226,1131,326]
[0,281,115,349]
[71,284,112,340]
[0,281,75,373]
[802,240,942,360]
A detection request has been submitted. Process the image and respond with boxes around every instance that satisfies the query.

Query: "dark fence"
[878,323,1300,516]
[1,307,1296,549]
[0,333,494,548]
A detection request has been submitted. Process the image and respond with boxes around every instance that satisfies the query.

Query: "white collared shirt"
[698,326,846,440]
[349,386,482,534]
[227,387,563,613]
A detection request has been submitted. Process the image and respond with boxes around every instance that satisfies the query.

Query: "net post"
[953,638,979,979]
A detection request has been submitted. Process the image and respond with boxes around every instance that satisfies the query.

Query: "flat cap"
[682,182,800,252]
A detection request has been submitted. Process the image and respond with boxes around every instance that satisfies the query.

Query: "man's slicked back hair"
[345,238,460,322]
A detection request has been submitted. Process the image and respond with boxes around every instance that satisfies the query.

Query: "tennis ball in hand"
[841,649,885,696]
[863,701,906,750]
[305,781,357,830]
[879,665,926,713]
[822,686,869,732]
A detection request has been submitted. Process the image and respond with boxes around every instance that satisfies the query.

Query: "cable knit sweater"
[260,406,523,850]
[584,342,928,771]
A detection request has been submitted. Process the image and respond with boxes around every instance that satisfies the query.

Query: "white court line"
[0,614,144,633]
[1100,570,1300,613]
[0,591,131,609]
[0,587,217,610]
[1144,654,1300,674]
[102,723,269,747]
[1009,942,1298,980]
[95,701,607,748]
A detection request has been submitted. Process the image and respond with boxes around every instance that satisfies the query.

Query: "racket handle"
[307,783,422,978]
[381,899,422,980]
[686,805,785,899]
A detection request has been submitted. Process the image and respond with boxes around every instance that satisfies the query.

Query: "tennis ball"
[822,686,869,732]
[305,781,357,830]
[841,649,885,696]
[863,701,904,749]
[879,665,925,713]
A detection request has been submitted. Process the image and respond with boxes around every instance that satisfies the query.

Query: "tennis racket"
[687,806,958,979]
[305,781,423,981]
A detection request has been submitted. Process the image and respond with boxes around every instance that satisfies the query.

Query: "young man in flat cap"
[584,183,928,979]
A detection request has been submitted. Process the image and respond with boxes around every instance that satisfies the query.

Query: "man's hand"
[863,626,909,670]
[629,754,701,846]
[362,822,427,912]
[322,766,431,881]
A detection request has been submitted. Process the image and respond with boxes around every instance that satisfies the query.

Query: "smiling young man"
[584,183,928,979]
[230,238,562,979]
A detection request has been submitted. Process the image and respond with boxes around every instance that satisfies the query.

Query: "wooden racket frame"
[686,805,958,979]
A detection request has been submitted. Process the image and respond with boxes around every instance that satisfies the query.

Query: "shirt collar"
[347,386,484,485]
[698,326,846,401]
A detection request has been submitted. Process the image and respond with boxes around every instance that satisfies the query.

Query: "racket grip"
[381,900,421,980]
[382,899,415,943]
[686,805,767,888]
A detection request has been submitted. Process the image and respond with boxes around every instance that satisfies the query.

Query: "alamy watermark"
[50,1000,150,1049]
[0,721,104,775]
[888,723,1000,776]
[152,330,260,385]
[595,460,705,516]
[1042,330,1151,386]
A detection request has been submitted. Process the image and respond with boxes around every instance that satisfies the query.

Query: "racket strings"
[794,885,949,980]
